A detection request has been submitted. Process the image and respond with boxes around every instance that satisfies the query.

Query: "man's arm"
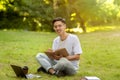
[66,54,80,61]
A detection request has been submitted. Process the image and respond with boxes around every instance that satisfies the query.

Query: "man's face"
[53,21,66,35]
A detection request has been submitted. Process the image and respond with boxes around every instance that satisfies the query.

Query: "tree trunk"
[80,19,86,33]
[77,14,87,33]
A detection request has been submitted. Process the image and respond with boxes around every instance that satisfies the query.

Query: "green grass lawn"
[0,29,120,80]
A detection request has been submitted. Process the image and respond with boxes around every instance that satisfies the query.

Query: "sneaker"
[37,66,47,73]
[54,70,66,77]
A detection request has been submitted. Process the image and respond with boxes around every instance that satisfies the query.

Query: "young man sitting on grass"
[36,17,82,77]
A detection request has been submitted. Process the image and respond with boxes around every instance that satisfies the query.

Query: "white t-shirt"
[52,34,82,70]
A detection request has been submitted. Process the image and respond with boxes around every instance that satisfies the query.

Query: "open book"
[80,76,100,80]
[45,48,69,58]
[54,48,69,57]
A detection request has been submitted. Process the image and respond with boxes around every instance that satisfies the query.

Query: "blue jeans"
[36,53,76,75]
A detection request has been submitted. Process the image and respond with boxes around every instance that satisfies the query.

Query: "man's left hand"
[54,55,62,60]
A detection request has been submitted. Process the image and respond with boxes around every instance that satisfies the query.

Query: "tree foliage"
[0,0,54,31]
[0,0,120,32]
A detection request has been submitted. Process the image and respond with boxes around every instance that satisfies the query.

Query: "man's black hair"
[52,17,66,24]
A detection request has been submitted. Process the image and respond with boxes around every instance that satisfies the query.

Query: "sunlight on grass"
[86,26,116,33]
[2,26,118,33]
[66,27,83,33]
[66,26,117,33]
[105,0,114,4]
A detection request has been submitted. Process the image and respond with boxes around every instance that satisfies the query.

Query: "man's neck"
[60,32,69,41]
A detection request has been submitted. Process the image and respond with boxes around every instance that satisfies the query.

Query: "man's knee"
[36,53,45,60]
[59,57,68,61]
[58,58,70,66]
[59,58,69,63]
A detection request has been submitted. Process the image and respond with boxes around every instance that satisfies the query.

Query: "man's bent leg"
[36,53,57,72]
[53,58,76,75]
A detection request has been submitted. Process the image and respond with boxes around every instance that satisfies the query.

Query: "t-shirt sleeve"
[73,35,82,54]
[52,39,58,51]
[52,39,56,51]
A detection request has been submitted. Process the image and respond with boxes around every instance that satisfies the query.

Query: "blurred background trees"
[0,0,120,32]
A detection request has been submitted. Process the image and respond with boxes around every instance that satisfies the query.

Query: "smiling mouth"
[56,30,61,33]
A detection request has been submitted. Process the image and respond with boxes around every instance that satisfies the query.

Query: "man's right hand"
[44,49,55,59]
